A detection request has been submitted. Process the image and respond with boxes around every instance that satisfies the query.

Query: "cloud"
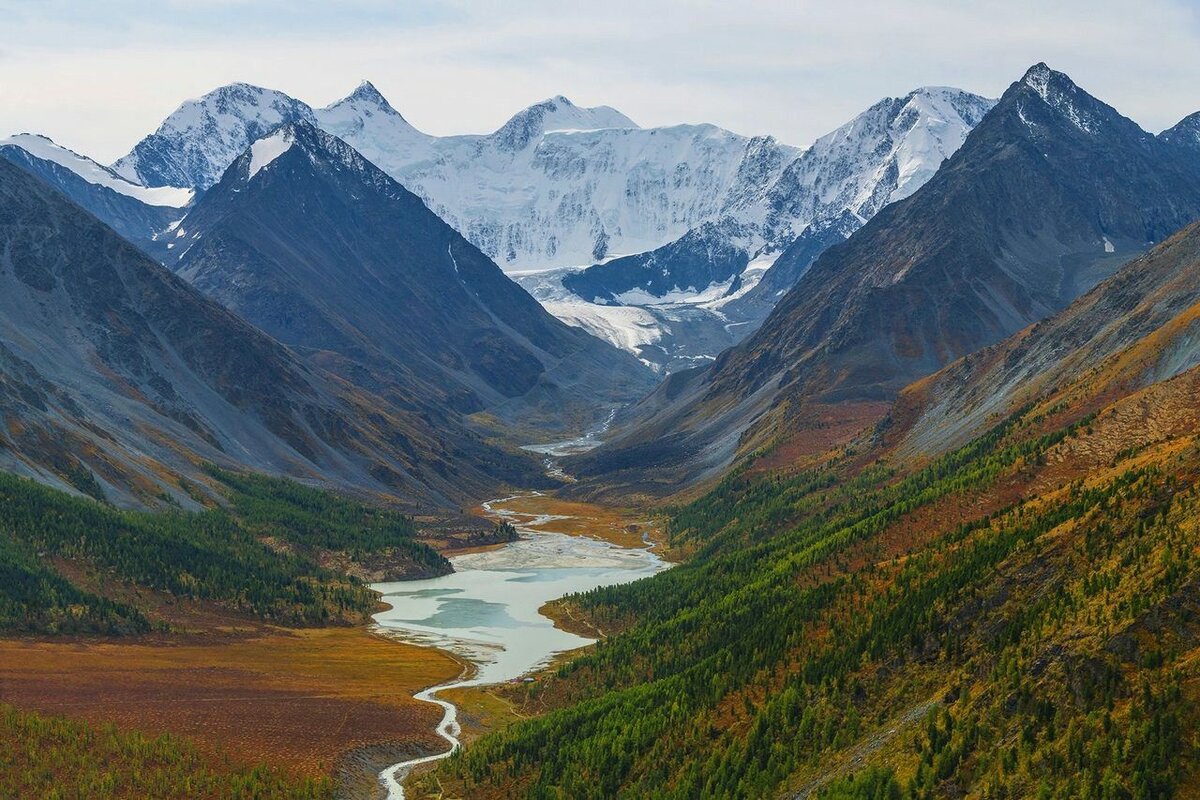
[1,0,1198,163]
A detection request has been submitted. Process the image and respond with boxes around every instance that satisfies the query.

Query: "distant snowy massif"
[3,81,995,371]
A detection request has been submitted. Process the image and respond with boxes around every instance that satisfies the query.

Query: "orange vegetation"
[0,626,459,778]
[754,400,893,476]
[482,493,660,550]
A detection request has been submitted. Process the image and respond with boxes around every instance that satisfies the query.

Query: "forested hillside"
[431,357,1200,797]
[0,468,448,634]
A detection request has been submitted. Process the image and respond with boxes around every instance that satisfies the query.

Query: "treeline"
[0,466,446,634]
[437,403,1198,798]
[0,702,331,799]
[206,466,450,574]
[0,533,148,635]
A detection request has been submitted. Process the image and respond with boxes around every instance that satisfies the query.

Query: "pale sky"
[2,0,1199,163]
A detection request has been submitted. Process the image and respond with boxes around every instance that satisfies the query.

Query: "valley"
[3,12,1200,797]
[0,476,669,799]
[374,491,670,797]
[0,627,459,785]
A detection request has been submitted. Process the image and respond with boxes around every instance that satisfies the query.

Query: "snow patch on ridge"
[247,130,293,179]
[2,133,193,207]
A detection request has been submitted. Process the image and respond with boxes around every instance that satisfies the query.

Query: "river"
[371,487,668,798]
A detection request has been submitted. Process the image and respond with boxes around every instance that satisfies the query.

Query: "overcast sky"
[2,0,1199,163]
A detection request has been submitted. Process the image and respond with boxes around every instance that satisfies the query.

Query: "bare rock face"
[887,218,1200,462]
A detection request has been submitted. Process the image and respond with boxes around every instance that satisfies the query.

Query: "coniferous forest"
[0,467,446,633]
[434,401,1197,798]
[4,10,1200,799]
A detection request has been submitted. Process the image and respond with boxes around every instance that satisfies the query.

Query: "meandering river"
[372,486,667,798]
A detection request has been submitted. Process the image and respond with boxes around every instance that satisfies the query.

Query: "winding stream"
[372,482,667,798]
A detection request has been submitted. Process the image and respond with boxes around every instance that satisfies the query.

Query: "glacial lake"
[371,493,669,798]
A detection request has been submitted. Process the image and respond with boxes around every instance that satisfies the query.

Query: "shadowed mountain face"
[0,157,545,509]
[0,137,188,257]
[886,217,1200,462]
[170,122,654,439]
[565,64,1200,499]
[437,208,1200,800]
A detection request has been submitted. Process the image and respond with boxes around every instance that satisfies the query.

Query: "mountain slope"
[568,64,1200,497]
[0,156,542,509]
[887,217,1200,461]
[0,134,190,252]
[533,88,994,372]
[171,122,653,438]
[430,196,1200,800]
[563,87,996,306]
[114,83,317,190]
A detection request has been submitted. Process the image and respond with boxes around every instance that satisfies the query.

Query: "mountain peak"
[113,83,316,189]
[315,79,426,145]
[348,80,386,103]
[898,86,997,127]
[1019,61,1075,102]
[1161,111,1200,149]
[1020,61,1052,87]
[492,96,638,150]
[1007,62,1137,138]
[331,79,400,115]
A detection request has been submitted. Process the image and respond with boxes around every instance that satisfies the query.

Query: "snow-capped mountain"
[562,87,997,309]
[112,81,802,271]
[95,79,993,372]
[489,95,638,149]
[541,87,996,370]
[104,80,991,372]
[0,133,192,251]
[114,83,317,189]
[312,80,435,168]
[319,89,798,270]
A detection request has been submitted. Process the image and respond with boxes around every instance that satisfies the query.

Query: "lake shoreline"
[370,490,670,799]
